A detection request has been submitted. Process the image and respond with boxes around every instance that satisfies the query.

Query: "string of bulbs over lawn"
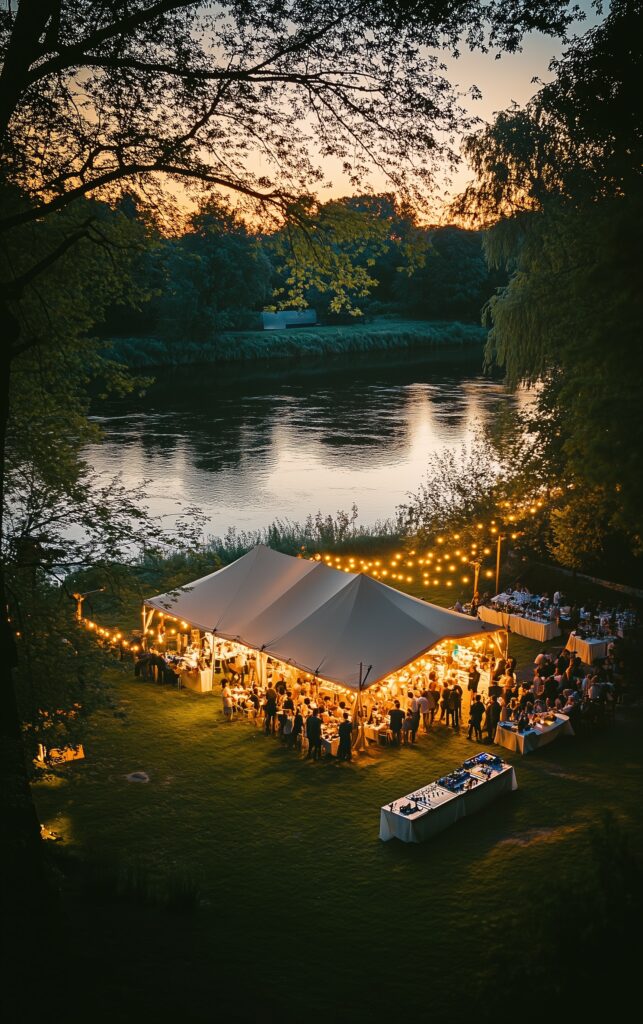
[76,498,546,650]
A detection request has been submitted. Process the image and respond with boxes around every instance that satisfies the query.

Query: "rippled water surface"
[87,350,524,535]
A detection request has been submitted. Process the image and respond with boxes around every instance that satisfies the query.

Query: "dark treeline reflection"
[87,350,519,532]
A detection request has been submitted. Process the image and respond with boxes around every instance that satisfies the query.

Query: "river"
[87,349,525,538]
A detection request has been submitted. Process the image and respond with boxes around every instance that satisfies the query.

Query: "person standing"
[264,684,278,735]
[418,692,430,732]
[468,694,485,742]
[337,712,352,761]
[467,662,480,704]
[408,691,421,742]
[440,681,452,726]
[306,708,323,760]
[222,680,234,721]
[291,709,304,750]
[485,695,501,742]
[426,681,439,728]
[389,701,404,745]
[450,681,463,729]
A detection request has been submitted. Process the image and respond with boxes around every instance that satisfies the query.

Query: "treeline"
[100,194,503,344]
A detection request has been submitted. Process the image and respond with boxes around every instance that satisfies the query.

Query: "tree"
[454,0,643,561]
[0,0,584,931]
[395,225,504,321]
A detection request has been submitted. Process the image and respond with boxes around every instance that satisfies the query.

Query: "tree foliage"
[455,0,643,558]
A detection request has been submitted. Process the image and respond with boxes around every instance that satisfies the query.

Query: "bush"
[103,319,486,368]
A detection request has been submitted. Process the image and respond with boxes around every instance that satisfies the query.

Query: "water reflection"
[87,350,520,534]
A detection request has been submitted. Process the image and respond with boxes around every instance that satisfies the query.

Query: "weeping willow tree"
[455,0,643,562]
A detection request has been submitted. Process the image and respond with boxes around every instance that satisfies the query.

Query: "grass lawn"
[32,655,643,1023]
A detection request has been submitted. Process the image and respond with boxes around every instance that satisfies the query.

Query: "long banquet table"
[379,757,517,843]
[494,712,574,754]
[478,605,560,642]
[565,633,613,665]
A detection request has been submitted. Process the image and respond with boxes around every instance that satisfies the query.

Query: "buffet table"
[379,755,517,843]
[494,712,574,754]
[479,605,560,642]
[565,633,613,665]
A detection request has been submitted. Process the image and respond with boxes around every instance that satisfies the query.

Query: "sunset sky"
[313,2,602,214]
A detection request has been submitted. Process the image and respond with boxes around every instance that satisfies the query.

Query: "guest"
[402,709,416,744]
[449,681,463,730]
[291,709,304,750]
[335,712,352,761]
[264,684,278,734]
[468,694,485,742]
[222,680,234,721]
[389,701,404,745]
[305,708,323,761]
[467,662,481,702]
[485,695,501,742]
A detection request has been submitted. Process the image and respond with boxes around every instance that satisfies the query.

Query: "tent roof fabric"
[145,544,496,690]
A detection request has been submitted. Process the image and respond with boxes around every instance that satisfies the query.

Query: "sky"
[313,3,602,213]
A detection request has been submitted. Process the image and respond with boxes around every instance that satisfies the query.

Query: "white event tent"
[144,544,500,691]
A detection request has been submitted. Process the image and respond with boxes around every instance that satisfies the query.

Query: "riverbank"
[103,318,486,368]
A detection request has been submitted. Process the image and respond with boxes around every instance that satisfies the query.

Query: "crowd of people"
[213,636,624,760]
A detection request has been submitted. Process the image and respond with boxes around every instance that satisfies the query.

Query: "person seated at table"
[517,709,531,733]
[402,708,416,744]
[488,678,503,700]
[518,683,535,710]
[507,697,520,721]
[389,701,404,745]
[291,708,304,749]
[543,675,559,703]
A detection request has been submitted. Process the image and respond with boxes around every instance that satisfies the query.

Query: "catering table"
[364,723,389,744]
[565,633,613,664]
[479,605,560,642]
[494,712,574,754]
[321,735,340,757]
[379,757,517,843]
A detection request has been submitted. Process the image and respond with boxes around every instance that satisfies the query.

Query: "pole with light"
[72,587,105,622]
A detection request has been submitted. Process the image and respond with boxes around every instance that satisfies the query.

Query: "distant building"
[261,309,318,330]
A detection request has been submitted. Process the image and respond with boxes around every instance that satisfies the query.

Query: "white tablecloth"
[565,634,612,664]
[364,724,389,743]
[379,763,517,843]
[479,606,560,642]
[321,735,340,757]
[494,713,574,754]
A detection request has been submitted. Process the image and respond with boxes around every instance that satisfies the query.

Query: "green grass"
[32,659,642,1022]
[105,318,486,368]
[32,552,641,1021]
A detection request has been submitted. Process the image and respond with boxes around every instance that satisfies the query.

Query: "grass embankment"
[105,318,486,368]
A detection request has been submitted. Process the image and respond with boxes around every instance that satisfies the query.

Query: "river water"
[87,349,524,538]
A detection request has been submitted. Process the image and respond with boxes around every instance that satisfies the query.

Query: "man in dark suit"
[388,701,404,745]
[337,712,352,761]
[485,695,501,742]
[306,708,323,760]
